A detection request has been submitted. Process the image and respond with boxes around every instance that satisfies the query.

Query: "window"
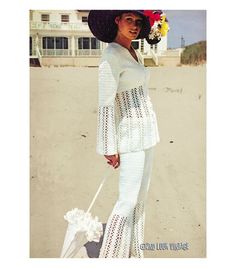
[56,37,68,49]
[83,38,90,49]
[91,38,100,49]
[82,16,88,23]
[131,41,139,49]
[61,15,69,23]
[78,38,83,49]
[41,14,49,22]
[78,37,100,49]
[43,37,68,49]
[141,39,144,53]
[78,37,89,49]
[43,37,54,49]
[29,37,32,56]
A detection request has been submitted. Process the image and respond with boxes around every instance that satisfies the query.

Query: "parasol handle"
[86,166,113,214]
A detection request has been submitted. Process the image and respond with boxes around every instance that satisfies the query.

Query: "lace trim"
[99,214,129,258]
[131,201,145,258]
[97,105,117,155]
[99,202,146,258]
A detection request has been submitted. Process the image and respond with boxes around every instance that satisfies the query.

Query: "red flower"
[144,10,162,27]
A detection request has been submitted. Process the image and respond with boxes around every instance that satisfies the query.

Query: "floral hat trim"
[144,10,169,44]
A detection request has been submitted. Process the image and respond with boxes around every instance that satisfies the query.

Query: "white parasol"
[60,167,113,258]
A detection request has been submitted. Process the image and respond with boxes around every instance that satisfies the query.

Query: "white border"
[1,0,236,267]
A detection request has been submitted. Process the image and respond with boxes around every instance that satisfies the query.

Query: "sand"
[30,64,206,258]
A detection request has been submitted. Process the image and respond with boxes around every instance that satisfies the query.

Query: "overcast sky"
[163,10,206,48]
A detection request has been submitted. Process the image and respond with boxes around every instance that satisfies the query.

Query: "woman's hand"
[104,154,120,169]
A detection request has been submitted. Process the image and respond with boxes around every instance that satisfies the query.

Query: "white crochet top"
[96,42,160,155]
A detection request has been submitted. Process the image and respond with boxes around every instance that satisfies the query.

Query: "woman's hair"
[113,14,121,40]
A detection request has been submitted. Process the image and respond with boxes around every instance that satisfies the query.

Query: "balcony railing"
[75,49,102,56]
[42,49,73,56]
[30,49,102,57]
[30,21,89,31]
[150,49,158,65]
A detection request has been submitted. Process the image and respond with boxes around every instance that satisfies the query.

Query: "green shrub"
[181,41,206,65]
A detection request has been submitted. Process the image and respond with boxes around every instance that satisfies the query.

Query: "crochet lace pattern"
[131,201,145,258]
[99,201,145,258]
[97,85,159,155]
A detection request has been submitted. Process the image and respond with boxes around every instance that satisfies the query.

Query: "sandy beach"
[30,65,206,258]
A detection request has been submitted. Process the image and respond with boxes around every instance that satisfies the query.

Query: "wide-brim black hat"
[88,10,151,43]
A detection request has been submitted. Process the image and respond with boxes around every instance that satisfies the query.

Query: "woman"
[88,10,161,258]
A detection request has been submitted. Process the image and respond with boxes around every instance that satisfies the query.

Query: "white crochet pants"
[99,146,155,258]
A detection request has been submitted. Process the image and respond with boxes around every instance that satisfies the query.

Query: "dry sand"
[30,65,206,258]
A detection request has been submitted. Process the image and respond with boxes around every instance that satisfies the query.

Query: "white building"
[30,10,179,67]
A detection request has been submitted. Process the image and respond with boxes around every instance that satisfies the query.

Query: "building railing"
[30,21,89,31]
[135,49,144,64]
[41,49,73,56]
[150,49,158,65]
[30,48,102,57]
[36,46,42,66]
[30,47,178,62]
[75,49,102,56]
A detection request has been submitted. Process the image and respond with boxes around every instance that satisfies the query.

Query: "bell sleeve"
[96,52,121,155]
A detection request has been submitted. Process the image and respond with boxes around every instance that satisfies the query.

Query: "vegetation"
[181,41,206,65]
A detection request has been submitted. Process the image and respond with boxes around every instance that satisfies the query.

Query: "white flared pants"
[99,146,155,258]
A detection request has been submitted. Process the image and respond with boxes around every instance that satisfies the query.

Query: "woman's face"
[115,12,143,40]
